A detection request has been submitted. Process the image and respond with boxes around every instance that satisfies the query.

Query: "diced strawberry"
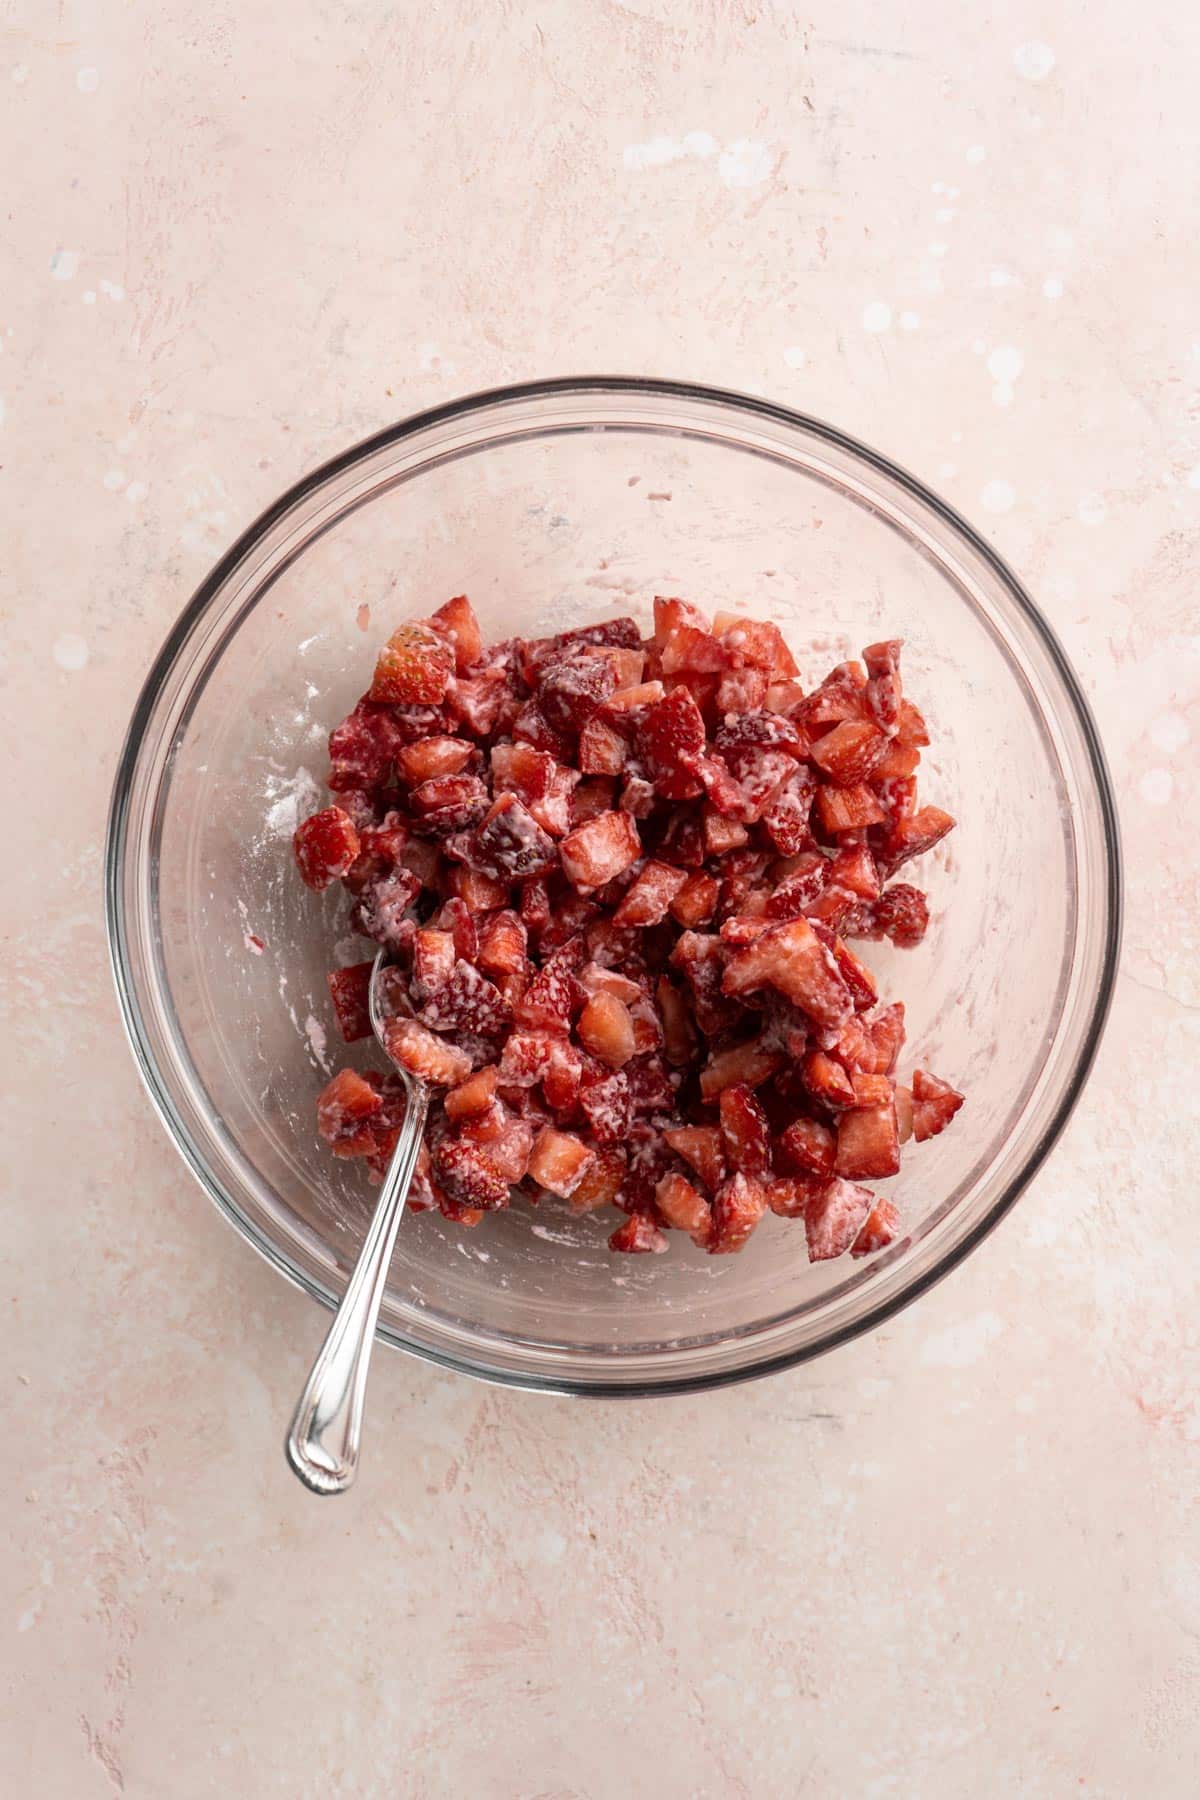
[614,860,688,927]
[699,1039,785,1100]
[730,749,798,823]
[491,741,555,801]
[655,1172,714,1246]
[765,1176,825,1218]
[760,769,817,854]
[850,1072,893,1107]
[719,1083,773,1179]
[409,774,490,833]
[778,1115,837,1178]
[715,665,769,714]
[608,1213,669,1254]
[660,622,732,675]
[802,1050,857,1110]
[457,1101,535,1181]
[527,1125,594,1197]
[873,741,921,782]
[873,775,919,832]
[668,871,720,928]
[858,1002,906,1075]
[662,1124,726,1193]
[656,810,706,869]
[815,784,887,834]
[576,991,637,1069]
[722,916,852,1028]
[537,649,619,733]
[429,595,483,673]
[766,852,829,919]
[326,961,375,1042]
[477,909,529,979]
[637,686,707,798]
[350,869,422,952]
[436,1196,485,1227]
[579,963,643,1004]
[473,794,559,881]
[650,596,705,641]
[498,1029,558,1088]
[876,804,955,873]
[512,698,574,762]
[805,1177,875,1261]
[560,810,641,892]
[444,1064,500,1119]
[567,1145,628,1212]
[895,697,930,747]
[579,1069,634,1143]
[523,617,642,680]
[799,661,870,733]
[446,668,514,737]
[911,1068,964,1141]
[434,1136,511,1210]
[602,679,666,718]
[708,1172,768,1254]
[317,1068,383,1154]
[395,737,474,787]
[811,927,878,1012]
[328,700,406,791]
[518,875,553,936]
[294,806,361,891]
[570,776,617,827]
[894,1084,914,1144]
[862,639,903,736]
[578,715,629,775]
[415,959,510,1035]
[712,614,797,675]
[851,1196,901,1257]
[828,844,881,902]
[369,620,455,704]
[383,1019,473,1087]
[411,927,456,998]
[515,953,582,1033]
[835,1102,900,1179]
[765,678,807,715]
[623,1053,674,1115]
[616,774,655,819]
[703,807,749,855]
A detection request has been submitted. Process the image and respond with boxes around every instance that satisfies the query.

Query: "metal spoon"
[285,949,427,1495]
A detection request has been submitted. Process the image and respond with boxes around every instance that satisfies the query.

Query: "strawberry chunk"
[434,1137,510,1210]
[669,871,720,928]
[369,620,454,704]
[578,715,629,775]
[608,1213,669,1253]
[804,1177,875,1261]
[778,1115,836,1178]
[872,884,930,947]
[410,773,490,832]
[912,1068,964,1141]
[663,1124,726,1193]
[383,1019,473,1087]
[876,805,955,872]
[614,860,688,927]
[637,686,707,798]
[567,1145,628,1212]
[477,910,529,980]
[527,1126,594,1197]
[719,1083,773,1179]
[652,596,710,644]
[803,1050,857,1110]
[294,806,361,891]
[835,1102,901,1179]
[709,1172,768,1254]
[560,810,641,892]
[765,1176,825,1218]
[317,1068,383,1155]
[576,991,637,1069]
[722,917,853,1028]
[444,1065,500,1119]
[327,961,375,1042]
[395,736,474,786]
[579,1069,634,1144]
[655,976,698,1067]
[655,1172,714,1246]
[429,595,483,673]
[862,639,902,735]
[815,784,887,834]
[699,1039,784,1099]
[474,794,559,880]
[851,1196,901,1257]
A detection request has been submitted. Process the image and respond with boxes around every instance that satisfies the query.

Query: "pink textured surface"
[3,4,1198,1795]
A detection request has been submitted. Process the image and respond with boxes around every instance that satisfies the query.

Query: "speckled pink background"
[3,4,1198,1795]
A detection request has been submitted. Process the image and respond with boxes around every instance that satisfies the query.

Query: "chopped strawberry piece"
[765,1176,825,1218]
[327,961,375,1042]
[477,910,529,979]
[896,697,930,747]
[409,773,490,832]
[436,1196,485,1227]
[702,807,749,856]
[294,806,361,891]
[712,614,797,675]
[669,871,720,928]
[444,1065,500,1119]
[369,620,454,704]
[760,768,817,854]
[498,1030,557,1088]
[719,1083,773,1179]
[812,927,878,1011]
[862,639,903,735]
[851,1196,901,1257]
[395,736,474,786]
[560,810,641,892]
[537,649,619,733]
[350,869,422,951]
[328,700,406,791]
[850,1071,893,1107]
[835,1102,900,1179]
[637,686,707,798]
[527,1126,594,1197]
[578,714,629,775]
[657,810,706,869]
[473,794,559,880]
[802,1050,857,1110]
[765,678,807,715]
[722,916,852,1028]
[766,852,829,919]
[512,698,574,761]
[778,1115,837,1178]
[614,860,689,927]
[815,783,887,834]
[800,662,870,733]
[652,596,710,644]
[663,1123,727,1192]
[411,927,456,998]
[383,1019,473,1087]
[515,951,583,1032]
[446,667,514,737]
[416,959,510,1035]
[828,844,881,902]
[876,804,955,873]
[434,1137,510,1210]
[699,1040,784,1100]
[608,1213,668,1253]
[576,991,637,1069]
[716,666,769,713]
[429,595,483,673]
[317,1068,383,1155]
[655,976,698,1067]
[858,1002,906,1075]
[579,1069,634,1143]
[709,1172,768,1254]
[457,1101,535,1181]
[911,1068,965,1141]
[660,623,733,675]
[655,1172,714,1246]
[894,1084,914,1144]
[805,1177,875,1261]
[567,1145,628,1211]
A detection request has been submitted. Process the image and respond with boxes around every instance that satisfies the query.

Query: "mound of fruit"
[294,595,963,1258]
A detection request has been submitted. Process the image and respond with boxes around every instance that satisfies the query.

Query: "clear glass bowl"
[105,378,1121,1394]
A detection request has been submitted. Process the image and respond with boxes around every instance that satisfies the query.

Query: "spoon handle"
[285,1076,428,1495]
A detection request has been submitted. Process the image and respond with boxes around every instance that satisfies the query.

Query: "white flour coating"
[263,765,323,839]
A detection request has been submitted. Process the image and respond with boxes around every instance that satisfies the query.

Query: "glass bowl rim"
[104,374,1123,1398]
